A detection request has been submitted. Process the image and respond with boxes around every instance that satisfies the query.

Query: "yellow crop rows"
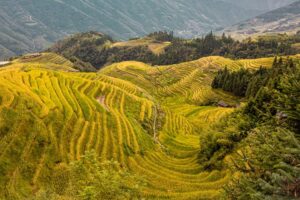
[0,54,295,199]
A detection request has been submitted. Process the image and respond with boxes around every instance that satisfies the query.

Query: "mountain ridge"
[223,0,300,39]
[0,0,294,59]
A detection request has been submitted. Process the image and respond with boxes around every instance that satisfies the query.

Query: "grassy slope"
[0,54,299,199]
[112,37,171,55]
[8,53,78,72]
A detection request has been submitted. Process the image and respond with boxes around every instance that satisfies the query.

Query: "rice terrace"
[0,0,300,199]
[0,50,299,199]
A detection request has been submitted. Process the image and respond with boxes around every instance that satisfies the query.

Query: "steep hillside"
[0,0,281,59]
[2,53,299,199]
[223,0,300,39]
[0,0,59,59]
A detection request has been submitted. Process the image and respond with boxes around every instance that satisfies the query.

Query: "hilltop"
[0,51,299,199]
[48,31,300,71]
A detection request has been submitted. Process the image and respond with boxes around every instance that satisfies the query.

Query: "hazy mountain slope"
[223,0,300,39]
[222,0,296,12]
[0,0,60,59]
[0,0,270,59]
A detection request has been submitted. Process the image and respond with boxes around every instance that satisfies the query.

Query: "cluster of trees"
[33,151,142,200]
[225,35,299,59]
[147,31,174,42]
[156,32,300,65]
[227,59,300,199]
[244,58,299,125]
[49,31,300,71]
[149,32,235,65]
[201,58,300,199]
[212,67,253,96]
[225,127,300,200]
[212,57,296,97]
[49,31,114,71]
[50,31,157,71]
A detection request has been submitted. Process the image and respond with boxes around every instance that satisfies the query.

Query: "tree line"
[201,57,300,199]
[212,57,296,97]
[49,31,300,71]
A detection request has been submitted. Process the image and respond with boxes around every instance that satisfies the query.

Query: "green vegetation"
[225,127,300,200]
[49,31,300,71]
[33,151,142,200]
[209,56,300,199]
[212,57,297,97]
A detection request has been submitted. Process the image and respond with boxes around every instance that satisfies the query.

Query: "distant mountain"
[0,0,288,59]
[223,0,300,39]
[222,0,296,12]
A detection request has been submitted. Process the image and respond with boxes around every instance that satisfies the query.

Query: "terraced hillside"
[0,53,299,199]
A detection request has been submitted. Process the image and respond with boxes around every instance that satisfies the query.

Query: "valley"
[0,52,299,199]
[0,1,300,199]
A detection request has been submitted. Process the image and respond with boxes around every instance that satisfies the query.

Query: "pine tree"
[225,127,300,200]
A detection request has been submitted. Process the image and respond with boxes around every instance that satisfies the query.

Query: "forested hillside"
[210,57,300,199]
[49,31,300,71]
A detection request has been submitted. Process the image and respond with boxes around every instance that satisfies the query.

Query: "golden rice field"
[0,53,298,199]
